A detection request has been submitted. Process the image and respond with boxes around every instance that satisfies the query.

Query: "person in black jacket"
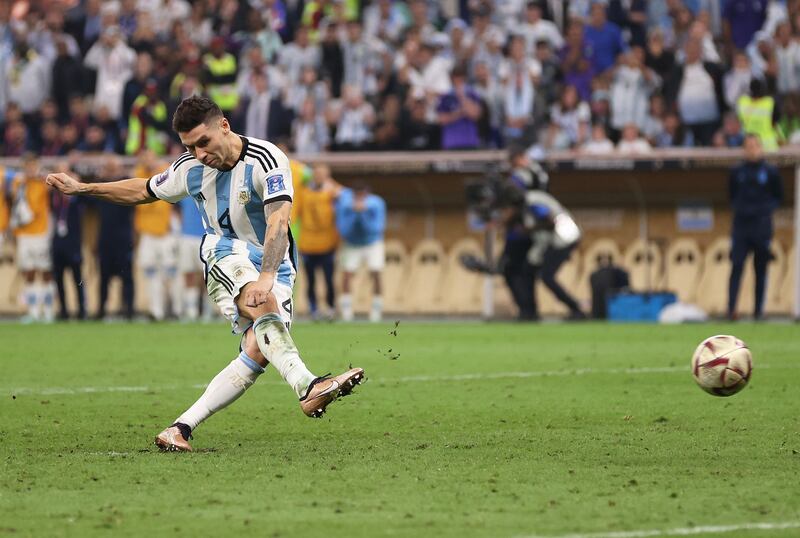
[728,134,783,320]
[664,39,725,147]
[50,164,86,320]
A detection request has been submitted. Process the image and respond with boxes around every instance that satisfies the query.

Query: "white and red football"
[691,335,753,397]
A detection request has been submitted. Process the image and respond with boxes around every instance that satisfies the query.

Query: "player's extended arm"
[243,200,291,307]
[45,173,155,205]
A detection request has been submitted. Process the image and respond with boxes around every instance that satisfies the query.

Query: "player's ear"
[219,116,230,134]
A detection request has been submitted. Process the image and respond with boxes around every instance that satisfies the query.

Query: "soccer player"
[11,154,55,323]
[46,96,364,451]
[177,195,209,321]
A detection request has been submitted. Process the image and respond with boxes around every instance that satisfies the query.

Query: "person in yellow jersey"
[737,79,779,152]
[0,165,12,260]
[10,154,55,322]
[294,164,343,320]
[133,150,180,320]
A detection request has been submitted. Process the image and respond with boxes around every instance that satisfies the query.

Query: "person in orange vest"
[133,150,180,320]
[294,164,343,320]
[10,154,55,322]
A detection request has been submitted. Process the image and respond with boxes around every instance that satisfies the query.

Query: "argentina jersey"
[146,136,297,288]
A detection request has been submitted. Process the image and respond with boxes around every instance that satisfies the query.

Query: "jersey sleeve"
[145,159,191,204]
[255,166,294,206]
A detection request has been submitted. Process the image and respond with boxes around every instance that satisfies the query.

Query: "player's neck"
[221,132,243,170]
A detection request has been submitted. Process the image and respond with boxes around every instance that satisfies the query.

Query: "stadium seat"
[382,239,410,314]
[664,238,703,304]
[536,248,581,316]
[775,246,796,315]
[442,237,484,314]
[696,237,736,316]
[623,239,664,291]
[405,238,447,314]
[576,238,623,302]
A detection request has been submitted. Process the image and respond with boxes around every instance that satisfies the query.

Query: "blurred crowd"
[2,0,800,158]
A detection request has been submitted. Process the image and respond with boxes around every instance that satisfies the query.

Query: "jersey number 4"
[218,209,237,237]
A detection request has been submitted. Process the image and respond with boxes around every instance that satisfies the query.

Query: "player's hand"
[46,172,83,195]
[244,274,274,307]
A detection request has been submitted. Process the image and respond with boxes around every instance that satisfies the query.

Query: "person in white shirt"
[84,26,136,120]
[582,123,615,155]
[329,84,375,150]
[773,21,800,96]
[516,1,564,53]
[610,49,661,135]
[277,26,320,87]
[617,123,653,154]
[724,51,754,108]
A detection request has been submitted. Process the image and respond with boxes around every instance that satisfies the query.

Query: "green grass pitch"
[1,321,799,537]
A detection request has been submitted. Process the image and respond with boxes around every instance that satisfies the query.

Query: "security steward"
[728,134,783,320]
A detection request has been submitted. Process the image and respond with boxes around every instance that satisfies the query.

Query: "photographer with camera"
[463,149,585,321]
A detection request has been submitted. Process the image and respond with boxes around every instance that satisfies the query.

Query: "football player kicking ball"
[46,96,364,452]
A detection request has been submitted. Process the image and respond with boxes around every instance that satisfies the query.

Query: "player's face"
[179,118,229,169]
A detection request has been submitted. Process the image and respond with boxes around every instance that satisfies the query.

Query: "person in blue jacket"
[336,182,386,322]
[728,134,783,320]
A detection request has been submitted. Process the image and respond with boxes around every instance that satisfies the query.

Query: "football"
[691,334,753,396]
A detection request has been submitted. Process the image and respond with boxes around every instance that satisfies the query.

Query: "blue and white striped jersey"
[146,135,297,287]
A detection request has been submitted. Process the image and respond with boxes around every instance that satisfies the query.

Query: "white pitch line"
[517,521,800,538]
[3,364,788,396]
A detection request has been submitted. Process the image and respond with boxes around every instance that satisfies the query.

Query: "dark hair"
[172,95,223,133]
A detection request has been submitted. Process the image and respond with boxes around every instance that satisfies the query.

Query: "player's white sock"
[175,351,264,430]
[22,284,38,319]
[370,296,383,323]
[253,314,316,397]
[144,268,165,320]
[340,294,354,322]
[184,286,200,321]
[40,282,55,322]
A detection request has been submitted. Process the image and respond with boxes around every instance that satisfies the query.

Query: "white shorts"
[341,241,385,273]
[205,253,294,334]
[136,234,178,272]
[179,235,203,274]
[16,234,52,272]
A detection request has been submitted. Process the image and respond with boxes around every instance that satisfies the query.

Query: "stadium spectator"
[665,38,724,146]
[609,48,661,137]
[242,69,292,142]
[125,79,169,155]
[10,154,54,322]
[641,94,667,143]
[582,123,615,154]
[319,20,345,98]
[713,112,745,148]
[294,164,341,321]
[286,65,329,115]
[777,93,800,144]
[645,28,676,82]
[442,18,474,68]
[95,157,135,320]
[278,25,320,88]
[437,65,484,149]
[329,84,375,151]
[583,0,627,75]
[728,134,783,320]
[724,51,754,109]
[723,0,768,56]
[51,38,86,122]
[608,0,647,48]
[517,1,564,52]
[183,1,214,49]
[397,89,439,151]
[560,20,595,102]
[202,37,239,116]
[546,84,591,149]
[372,94,402,150]
[84,25,136,120]
[737,78,779,152]
[773,21,800,97]
[616,123,653,154]
[292,97,330,155]
[50,162,86,320]
[363,0,410,45]
[5,39,51,116]
[336,182,386,322]
[121,52,155,126]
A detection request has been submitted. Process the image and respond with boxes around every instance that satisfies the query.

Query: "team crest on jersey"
[155,170,169,186]
[237,188,251,204]
[267,174,285,195]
